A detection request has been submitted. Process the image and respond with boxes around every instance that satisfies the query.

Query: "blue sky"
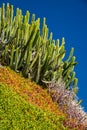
[0,0,87,111]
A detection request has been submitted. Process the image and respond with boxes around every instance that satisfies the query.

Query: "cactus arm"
[9,45,15,67]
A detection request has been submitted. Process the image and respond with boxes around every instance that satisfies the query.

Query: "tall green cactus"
[0,3,78,90]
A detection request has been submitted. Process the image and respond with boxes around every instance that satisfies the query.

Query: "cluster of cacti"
[47,79,87,128]
[0,3,78,90]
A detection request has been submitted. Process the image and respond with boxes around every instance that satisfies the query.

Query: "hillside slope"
[0,83,67,130]
[0,67,63,116]
[0,67,85,130]
[0,67,68,130]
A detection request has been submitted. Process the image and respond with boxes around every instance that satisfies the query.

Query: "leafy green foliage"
[0,83,67,130]
[0,3,77,90]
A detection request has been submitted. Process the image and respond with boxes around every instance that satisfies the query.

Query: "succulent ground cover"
[0,67,63,115]
[0,67,87,129]
[0,82,67,130]
[0,67,66,130]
